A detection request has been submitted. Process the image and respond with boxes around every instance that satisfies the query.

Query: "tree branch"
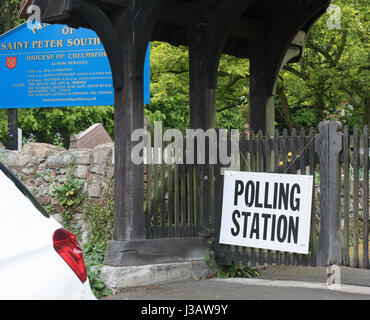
[283,65,309,80]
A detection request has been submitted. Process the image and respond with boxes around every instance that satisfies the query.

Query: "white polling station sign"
[219,171,313,254]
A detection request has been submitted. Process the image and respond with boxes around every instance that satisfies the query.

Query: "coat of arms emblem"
[6,57,17,69]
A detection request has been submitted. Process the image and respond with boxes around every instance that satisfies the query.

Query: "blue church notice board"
[0,23,150,109]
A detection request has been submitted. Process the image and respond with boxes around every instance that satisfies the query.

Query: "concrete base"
[100,260,210,293]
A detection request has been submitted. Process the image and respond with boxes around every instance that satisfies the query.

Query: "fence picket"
[353,126,359,267]
[265,130,272,265]
[362,126,369,269]
[274,129,280,265]
[343,127,350,266]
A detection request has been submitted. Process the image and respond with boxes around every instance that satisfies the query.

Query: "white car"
[0,162,96,300]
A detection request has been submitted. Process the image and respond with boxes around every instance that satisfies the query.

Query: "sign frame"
[219,171,314,255]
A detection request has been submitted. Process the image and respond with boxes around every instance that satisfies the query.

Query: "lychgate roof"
[20,0,329,60]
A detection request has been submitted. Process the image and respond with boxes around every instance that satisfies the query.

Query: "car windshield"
[0,162,50,218]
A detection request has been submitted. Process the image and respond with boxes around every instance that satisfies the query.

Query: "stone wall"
[0,142,114,243]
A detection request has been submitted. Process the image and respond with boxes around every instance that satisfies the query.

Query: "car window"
[0,162,50,218]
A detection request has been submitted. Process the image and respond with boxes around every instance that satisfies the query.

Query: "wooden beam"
[160,0,206,26]
[18,0,34,19]
[99,0,132,7]
[231,17,263,40]
[159,1,263,40]
[74,1,125,88]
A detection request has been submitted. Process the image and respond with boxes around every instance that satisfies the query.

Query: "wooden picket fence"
[144,123,369,269]
[341,126,369,268]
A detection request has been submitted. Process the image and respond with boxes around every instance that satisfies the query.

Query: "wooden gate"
[213,127,319,267]
[144,122,369,269]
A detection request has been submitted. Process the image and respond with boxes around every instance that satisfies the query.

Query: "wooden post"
[187,0,255,237]
[188,24,216,130]
[8,109,18,151]
[315,121,343,266]
[249,38,275,134]
[187,25,215,236]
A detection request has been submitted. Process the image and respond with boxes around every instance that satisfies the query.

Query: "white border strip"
[213,278,370,296]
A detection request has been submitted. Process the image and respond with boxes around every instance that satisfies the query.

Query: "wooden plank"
[249,130,256,266]
[274,129,280,265]
[265,130,272,265]
[195,165,202,234]
[188,164,195,236]
[152,164,159,238]
[174,164,180,237]
[257,131,265,265]
[309,128,317,267]
[282,129,288,265]
[362,126,369,269]
[316,121,343,266]
[308,128,316,267]
[160,162,166,238]
[353,126,359,267]
[274,129,280,174]
[299,128,307,266]
[146,161,153,239]
[343,127,350,266]
[168,164,174,237]
[238,131,248,263]
[291,128,299,266]
[180,164,187,237]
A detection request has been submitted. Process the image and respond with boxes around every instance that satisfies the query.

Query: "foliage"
[217,261,261,279]
[149,42,250,131]
[0,0,24,35]
[53,132,65,149]
[1,0,368,143]
[82,183,114,264]
[84,265,112,298]
[50,159,84,235]
[276,0,369,132]
[22,133,37,146]
[82,183,114,298]
[53,175,84,209]
[49,160,113,298]
[205,238,260,279]
[0,106,115,149]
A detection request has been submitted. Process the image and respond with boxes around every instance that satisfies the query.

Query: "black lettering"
[242,212,251,238]
[290,184,301,211]
[278,183,289,210]
[245,181,255,207]
[264,182,272,209]
[255,182,263,208]
[249,213,260,240]
[273,183,279,209]
[277,215,288,242]
[261,214,271,240]
[288,216,299,244]
[231,210,240,236]
[271,214,276,241]
[234,180,244,206]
